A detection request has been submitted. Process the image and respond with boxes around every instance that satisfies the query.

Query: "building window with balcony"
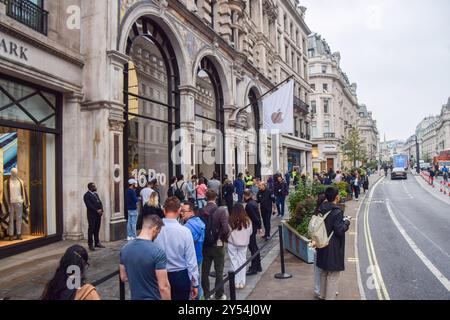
[322,64,327,74]
[3,0,48,35]
[311,83,316,91]
[324,120,331,134]
[323,83,328,93]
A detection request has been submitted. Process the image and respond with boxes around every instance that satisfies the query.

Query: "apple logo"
[271,109,284,124]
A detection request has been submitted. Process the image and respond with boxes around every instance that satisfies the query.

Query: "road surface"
[357,173,450,300]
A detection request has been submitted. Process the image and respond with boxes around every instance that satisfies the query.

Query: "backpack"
[203,207,220,247]
[308,211,334,249]
[174,182,186,201]
[167,185,175,198]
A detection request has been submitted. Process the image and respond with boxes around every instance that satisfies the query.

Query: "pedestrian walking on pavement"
[312,192,327,299]
[257,182,276,240]
[41,245,100,300]
[244,190,263,275]
[274,175,289,218]
[352,172,362,201]
[83,183,105,251]
[227,203,253,289]
[200,190,230,300]
[126,179,139,241]
[316,187,351,300]
[222,178,235,213]
[233,173,245,203]
[186,175,198,204]
[442,166,449,183]
[180,201,205,300]
[362,174,369,194]
[155,197,199,300]
[120,215,171,300]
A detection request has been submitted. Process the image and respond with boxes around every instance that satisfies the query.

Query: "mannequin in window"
[3,168,29,241]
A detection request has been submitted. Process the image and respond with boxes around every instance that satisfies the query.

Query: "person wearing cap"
[126,179,139,240]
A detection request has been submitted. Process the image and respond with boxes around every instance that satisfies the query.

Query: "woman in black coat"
[222,179,235,213]
[316,187,350,300]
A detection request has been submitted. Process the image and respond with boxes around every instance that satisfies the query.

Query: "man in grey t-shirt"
[120,215,171,300]
[207,172,222,205]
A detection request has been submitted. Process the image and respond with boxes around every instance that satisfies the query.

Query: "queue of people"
[61,169,282,301]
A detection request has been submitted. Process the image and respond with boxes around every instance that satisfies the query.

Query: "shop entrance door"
[327,158,335,171]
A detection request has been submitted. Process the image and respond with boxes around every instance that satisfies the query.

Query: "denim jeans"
[168,269,191,300]
[276,196,286,217]
[127,209,138,239]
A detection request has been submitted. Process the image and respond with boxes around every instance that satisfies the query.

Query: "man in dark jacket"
[200,190,230,300]
[316,186,350,300]
[274,176,289,218]
[244,190,262,275]
[83,183,104,251]
[233,173,245,203]
[257,182,276,240]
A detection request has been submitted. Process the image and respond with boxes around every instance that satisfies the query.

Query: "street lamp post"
[415,136,420,174]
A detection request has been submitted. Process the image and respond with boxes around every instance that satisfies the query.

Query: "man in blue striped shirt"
[155,197,199,300]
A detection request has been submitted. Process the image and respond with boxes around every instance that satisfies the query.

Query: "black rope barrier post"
[228,271,236,301]
[119,276,125,300]
[275,225,292,279]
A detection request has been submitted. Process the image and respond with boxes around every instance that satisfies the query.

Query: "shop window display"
[0,76,57,248]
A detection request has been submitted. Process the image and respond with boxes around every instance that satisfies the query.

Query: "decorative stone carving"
[263,0,278,23]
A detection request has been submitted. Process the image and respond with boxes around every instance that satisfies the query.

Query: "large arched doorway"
[123,17,180,199]
[194,57,225,181]
[246,87,261,177]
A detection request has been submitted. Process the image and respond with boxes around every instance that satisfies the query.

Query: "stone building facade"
[357,104,379,163]
[307,33,359,171]
[0,0,313,257]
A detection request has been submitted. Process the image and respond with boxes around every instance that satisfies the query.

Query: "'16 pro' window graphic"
[0,132,17,176]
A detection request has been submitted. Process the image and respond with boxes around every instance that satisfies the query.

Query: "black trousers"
[248,230,261,271]
[168,269,191,300]
[87,212,101,246]
[261,209,271,238]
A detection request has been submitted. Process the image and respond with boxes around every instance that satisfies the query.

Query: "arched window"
[124,17,180,199]
[194,57,224,180]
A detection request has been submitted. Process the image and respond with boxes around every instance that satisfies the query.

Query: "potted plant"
[282,182,317,264]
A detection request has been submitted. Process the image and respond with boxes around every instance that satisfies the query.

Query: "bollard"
[119,276,125,300]
[275,225,293,279]
[228,271,236,301]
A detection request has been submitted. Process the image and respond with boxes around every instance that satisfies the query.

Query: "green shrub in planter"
[339,190,348,200]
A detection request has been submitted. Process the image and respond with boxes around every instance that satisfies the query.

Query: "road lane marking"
[387,200,450,260]
[385,199,450,293]
[360,176,390,300]
[355,186,368,300]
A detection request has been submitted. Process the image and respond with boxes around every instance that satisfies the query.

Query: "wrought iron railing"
[294,96,309,114]
[2,0,48,35]
[324,132,336,138]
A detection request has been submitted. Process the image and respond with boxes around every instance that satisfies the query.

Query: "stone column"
[62,92,84,241]
[301,151,307,174]
[306,151,313,175]
[179,85,197,178]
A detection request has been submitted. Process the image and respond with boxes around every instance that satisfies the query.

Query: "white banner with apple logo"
[262,79,294,134]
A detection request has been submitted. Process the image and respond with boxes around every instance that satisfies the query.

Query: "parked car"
[391,167,407,180]
[420,162,431,171]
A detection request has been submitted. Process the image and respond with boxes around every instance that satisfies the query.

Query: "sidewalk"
[0,214,283,300]
[247,174,382,300]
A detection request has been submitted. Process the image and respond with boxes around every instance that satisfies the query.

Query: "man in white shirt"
[335,171,342,183]
[155,196,199,300]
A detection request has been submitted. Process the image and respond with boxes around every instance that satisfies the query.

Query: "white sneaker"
[127,237,132,241]
[217,294,227,300]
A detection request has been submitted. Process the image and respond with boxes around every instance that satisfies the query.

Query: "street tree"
[341,127,367,168]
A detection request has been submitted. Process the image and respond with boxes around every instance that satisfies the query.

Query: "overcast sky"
[301,0,450,141]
